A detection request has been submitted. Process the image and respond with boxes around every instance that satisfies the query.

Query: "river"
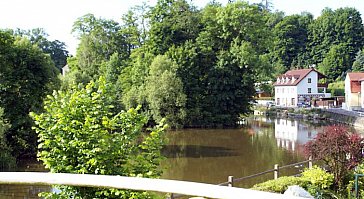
[0,116,357,198]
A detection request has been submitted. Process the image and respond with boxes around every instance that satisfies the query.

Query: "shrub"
[253,167,335,198]
[304,125,364,189]
[32,77,167,198]
[300,166,334,196]
[301,166,334,190]
[252,176,308,193]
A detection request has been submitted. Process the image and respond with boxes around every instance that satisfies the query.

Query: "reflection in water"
[0,160,51,199]
[162,145,240,158]
[161,118,306,188]
[275,118,320,152]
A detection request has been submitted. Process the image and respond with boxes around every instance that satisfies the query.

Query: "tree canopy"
[0,30,60,157]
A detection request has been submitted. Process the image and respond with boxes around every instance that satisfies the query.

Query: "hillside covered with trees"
[1,0,364,159]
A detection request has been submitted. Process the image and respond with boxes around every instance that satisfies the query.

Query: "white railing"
[0,172,304,199]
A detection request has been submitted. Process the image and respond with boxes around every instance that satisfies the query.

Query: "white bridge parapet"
[0,172,305,199]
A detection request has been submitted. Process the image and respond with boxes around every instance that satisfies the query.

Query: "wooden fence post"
[308,156,313,169]
[228,176,234,187]
[274,164,279,180]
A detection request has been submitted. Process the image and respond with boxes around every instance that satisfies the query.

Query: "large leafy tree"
[32,77,166,198]
[14,28,69,71]
[148,0,202,55]
[272,13,313,71]
[308,7,364,71]
[0,107,14,169]
[145,55,186,127]
[0,30,59,157]
[319,43,350,80]
[352,49,364,72]
[71,14,129,79]
[165,1,270,126]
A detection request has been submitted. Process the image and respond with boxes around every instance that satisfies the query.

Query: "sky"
[0,0,363,55]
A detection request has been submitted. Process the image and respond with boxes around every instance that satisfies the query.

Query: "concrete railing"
[0,172,305,199]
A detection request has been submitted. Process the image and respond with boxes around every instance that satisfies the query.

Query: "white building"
[344,72,364,110]
[274,68,330,107]
[62,65,70,76]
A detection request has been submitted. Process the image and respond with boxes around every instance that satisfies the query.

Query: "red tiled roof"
[347,73,364,93]
[348,72,364,81]
[274,68,324,86]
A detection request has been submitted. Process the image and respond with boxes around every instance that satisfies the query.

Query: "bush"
[301,166,334,196]
[328,81,345,96]
[32,77,167,198]
[301,166,334,190]
[252,167,334,196]
[304,125,364,189]
[252,176,308,193]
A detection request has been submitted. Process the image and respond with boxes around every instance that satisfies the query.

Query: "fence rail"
[0,172,305,199]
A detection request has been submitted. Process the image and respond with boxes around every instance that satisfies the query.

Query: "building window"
[308,78,311,83]
[277,98,280,105]
[291,98,295,106]
[308,88,311,93]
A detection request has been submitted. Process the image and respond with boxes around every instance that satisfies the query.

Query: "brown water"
[0,116,340,198]
[161,117,314,188]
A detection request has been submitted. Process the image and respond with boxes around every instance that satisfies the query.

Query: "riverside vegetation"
[1,0,364,198]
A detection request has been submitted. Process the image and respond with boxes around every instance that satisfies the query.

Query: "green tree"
[72,14,129,79]
[148,0,202,55]
[14,28,69,71]
[0,107,15,169]
[308,7,364,69]
[146,55,186,128]
[0,31,60,157]
[328,81,345,96]
[308,8,336,65]
[32,77,167,198]
[119,47,154,111]
[272,13,313,70]
[120,3,150,53]
[352,49,364,72]
[319,43,350,80]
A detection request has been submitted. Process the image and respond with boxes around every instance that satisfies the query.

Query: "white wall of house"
[345,74,361,110]
[345,74,351,110]
[360,81,364,108]
[296,71,318,94]
[275,86,297,107]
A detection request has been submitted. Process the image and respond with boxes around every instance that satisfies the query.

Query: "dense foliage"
[32,77,167,198]
[0,107,15,169]
[0,30,60,158]
[304,125,364,189]
[13,28,69,72]
[253,166,334,196]
[62,0,364,127]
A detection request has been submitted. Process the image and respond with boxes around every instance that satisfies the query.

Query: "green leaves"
[32,77,166,198]
[0,30,59,158]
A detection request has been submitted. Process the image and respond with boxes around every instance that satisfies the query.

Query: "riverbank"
[256,106,364,129]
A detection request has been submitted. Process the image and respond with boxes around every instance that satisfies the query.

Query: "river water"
[0,116,357,198]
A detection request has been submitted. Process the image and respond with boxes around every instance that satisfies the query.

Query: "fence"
[0,172,306,199]
[170,157,313,198]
